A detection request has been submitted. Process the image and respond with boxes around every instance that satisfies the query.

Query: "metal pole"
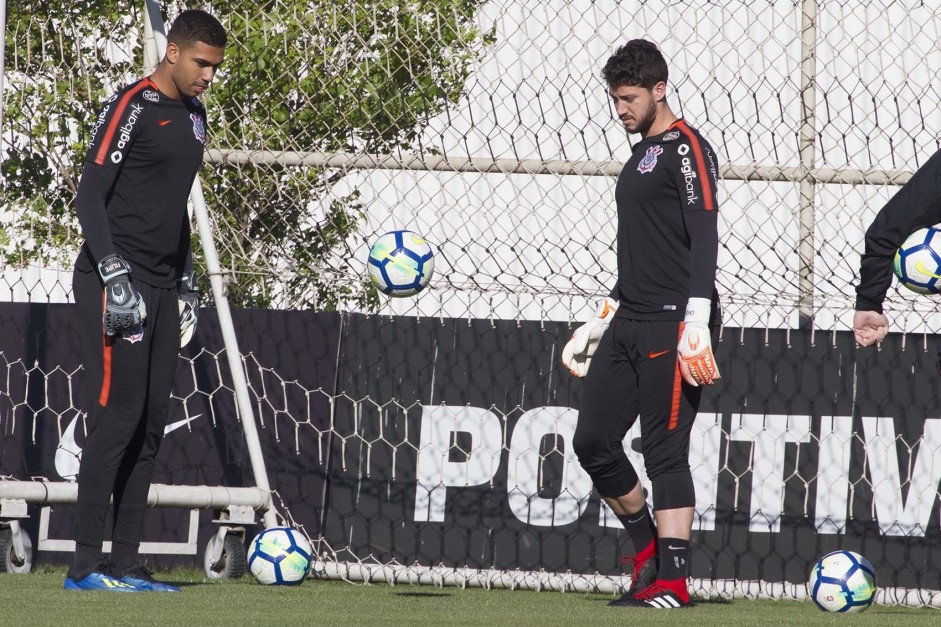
[143,0,278,528]
[188,179,279,528]
[141,0,165,75]
[204,148,915,186]
[0,480,271,510]
[0,0,8,171]
[797,0,817,329]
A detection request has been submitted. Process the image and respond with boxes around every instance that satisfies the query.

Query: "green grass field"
[1,566,937,626]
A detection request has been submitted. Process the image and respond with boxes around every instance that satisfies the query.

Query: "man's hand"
[677,297,720,387]
[97,255,146,336]
[178,271,199,348]
[561,297,618,377]
[853,310,889,347]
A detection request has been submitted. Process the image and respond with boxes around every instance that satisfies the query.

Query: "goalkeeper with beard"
[562,39,721,609]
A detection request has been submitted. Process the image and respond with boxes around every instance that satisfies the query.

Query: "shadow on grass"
[691,597,733,605]
[394,591,454,598]
[585,595,734,606]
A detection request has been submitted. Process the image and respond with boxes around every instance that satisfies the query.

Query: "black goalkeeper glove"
[97,255,146,336]
[178,271,199,348]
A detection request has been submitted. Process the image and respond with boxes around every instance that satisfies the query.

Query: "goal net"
[2,0,941,608]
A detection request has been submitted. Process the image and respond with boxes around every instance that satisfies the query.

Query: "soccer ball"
[893,226,941,294]
[808,550,876,613]
[247,527,313,585]
[367,230,435,297]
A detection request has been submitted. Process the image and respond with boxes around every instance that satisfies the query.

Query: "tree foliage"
[2,1,138,266]
[2,0,491,309]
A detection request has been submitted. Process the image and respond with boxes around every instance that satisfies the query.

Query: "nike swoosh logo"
[54,412,83,481]
[667,545,686,550]
[54,412,202,481]
[158,119,172,126]
[163,414,203,434]
[647,350,670,359]
[914,260,941,280]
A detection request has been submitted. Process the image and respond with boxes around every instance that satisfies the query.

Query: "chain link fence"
[5,0,941,607]
[5,1,941,329]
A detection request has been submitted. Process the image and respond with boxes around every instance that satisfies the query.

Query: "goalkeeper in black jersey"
[562,40,721,609]
[64,10,225,592]
[854,149,941,346]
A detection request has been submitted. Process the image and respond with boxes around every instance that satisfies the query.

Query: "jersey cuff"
[854,297,883,314]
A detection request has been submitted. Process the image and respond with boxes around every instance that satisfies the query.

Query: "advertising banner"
[328,314,941,590]
[2,305,940,591]
[0,304,339,564]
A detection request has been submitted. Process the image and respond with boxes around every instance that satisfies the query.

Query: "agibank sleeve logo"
[672,121,717,211]
[92,80,153,166]
[87,93,118,151]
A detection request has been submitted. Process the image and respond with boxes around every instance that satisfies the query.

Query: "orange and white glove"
[677,297,720,386]
[561,297,618,377]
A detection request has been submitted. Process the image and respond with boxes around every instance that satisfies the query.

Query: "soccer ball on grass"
[808,549,876,613]
[893,226,941,294]
[367,230,435,297]
[247,526,313,585]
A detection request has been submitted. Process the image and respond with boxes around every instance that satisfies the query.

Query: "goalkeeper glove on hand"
[178,271,199,348]
[561,297,618,377]
[97,255,146,337]
[677,296,720,387]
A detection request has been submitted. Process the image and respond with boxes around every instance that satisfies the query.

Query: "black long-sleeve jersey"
[74,77,206,288]
[610,119,720,320]
[857,148,941,313]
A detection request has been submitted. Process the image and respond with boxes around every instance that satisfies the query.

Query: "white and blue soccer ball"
[367,230,435,297]
[893,226,941,294]
[247,526,313,585]
[808,550,876,613]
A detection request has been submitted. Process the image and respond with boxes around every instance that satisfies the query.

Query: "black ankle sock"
[69,542,103,579]
[110,541,139,575]
[657,537,690,580]
[616,505,657,553]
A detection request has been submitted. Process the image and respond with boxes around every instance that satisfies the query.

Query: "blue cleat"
[64,570,142,592]
[119,565,181,592]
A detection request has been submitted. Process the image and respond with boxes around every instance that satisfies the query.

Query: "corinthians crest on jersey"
[637,145,663,174]
[190,112,206,144]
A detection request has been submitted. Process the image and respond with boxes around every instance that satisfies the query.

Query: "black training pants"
[572,317,705,510]
[71,267,179,571]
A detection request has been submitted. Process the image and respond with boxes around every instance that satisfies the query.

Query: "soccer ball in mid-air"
[247,527,313,585]
[808,550,876,613]
[893,226,941,294]
[367,230,435,297]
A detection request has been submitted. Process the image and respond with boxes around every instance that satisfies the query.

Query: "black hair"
[601,39,668,89]
[167,9,227,50]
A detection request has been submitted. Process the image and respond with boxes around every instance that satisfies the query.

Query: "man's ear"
[653,81,667,103]
[165,41,180,64]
